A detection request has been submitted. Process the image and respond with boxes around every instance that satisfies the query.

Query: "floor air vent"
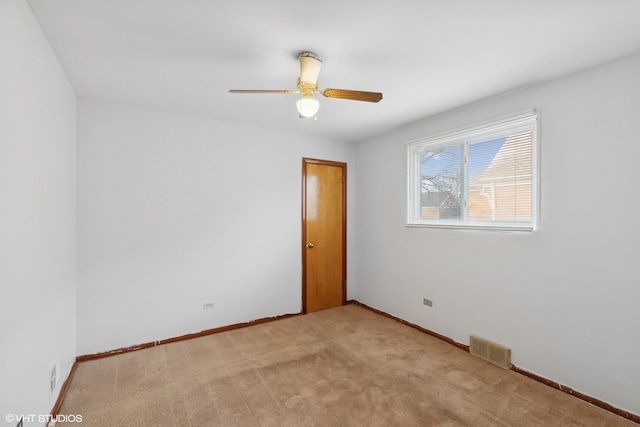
[469,335,511,369]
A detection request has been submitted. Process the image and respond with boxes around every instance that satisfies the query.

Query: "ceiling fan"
[229,52,383,118]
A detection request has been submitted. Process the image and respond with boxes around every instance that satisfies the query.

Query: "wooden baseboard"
[49,361,78,419]
[76,312,301,363]
[347,299,639,425]
[511,365,640,424]
[347,300,470,352]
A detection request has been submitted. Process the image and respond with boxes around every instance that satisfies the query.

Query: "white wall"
[0,0,77,422]
[76,99,356,355]
[355,53,640,414]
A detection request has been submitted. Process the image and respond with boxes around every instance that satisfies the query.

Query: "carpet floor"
[57,304,636,426]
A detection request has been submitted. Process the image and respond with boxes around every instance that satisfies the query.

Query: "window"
[407,111,538,231]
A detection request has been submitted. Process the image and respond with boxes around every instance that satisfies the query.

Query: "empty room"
[2,0,639,426]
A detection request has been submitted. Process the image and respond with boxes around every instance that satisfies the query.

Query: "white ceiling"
[26,0,640,142]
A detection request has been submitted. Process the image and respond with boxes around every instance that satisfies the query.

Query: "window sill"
[405,223,535,232]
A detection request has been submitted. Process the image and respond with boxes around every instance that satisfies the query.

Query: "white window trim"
[406,110,539,231]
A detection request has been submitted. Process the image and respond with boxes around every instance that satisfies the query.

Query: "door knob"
[307,243,315,248]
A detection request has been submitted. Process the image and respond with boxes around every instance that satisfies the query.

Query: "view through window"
[407,112,538,231]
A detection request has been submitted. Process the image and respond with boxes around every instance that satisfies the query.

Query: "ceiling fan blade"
[299,52,322,85]
[322,88,383,103]
[229,89,296,94]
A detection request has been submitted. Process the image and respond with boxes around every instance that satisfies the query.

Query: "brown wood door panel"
[302,158,346,313]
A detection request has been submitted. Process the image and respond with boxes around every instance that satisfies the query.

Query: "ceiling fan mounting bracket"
[298,51,319,61]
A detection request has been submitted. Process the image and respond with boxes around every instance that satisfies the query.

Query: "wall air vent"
[469,335,511,369]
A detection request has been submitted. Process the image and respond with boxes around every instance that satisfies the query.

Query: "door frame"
[301,158,347,314]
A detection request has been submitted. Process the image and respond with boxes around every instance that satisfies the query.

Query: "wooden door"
[302,158,346,313]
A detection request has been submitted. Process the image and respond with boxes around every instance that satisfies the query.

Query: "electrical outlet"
[49,357,60,401]
[49,364,57,395]
[203,302,215,310]
[423,298,433,307]
[47,355,61,402]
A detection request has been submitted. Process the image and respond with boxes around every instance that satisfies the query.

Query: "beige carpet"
[57,305,636,426]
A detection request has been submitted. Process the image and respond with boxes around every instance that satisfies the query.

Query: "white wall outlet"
[423,298,433,307]
[49,357,60,401]
[203,302,215,310]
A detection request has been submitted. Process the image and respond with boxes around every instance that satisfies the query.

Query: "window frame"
[406,110,539,231]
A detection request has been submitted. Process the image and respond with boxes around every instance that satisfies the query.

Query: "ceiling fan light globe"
[296,98,320,118]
